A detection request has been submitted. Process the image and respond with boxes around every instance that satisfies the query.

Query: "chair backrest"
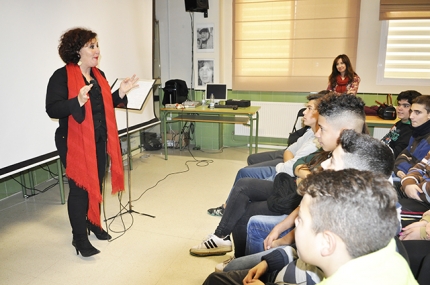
[291,107,306,133]
[288,126,310,146]
[162,79,188,105]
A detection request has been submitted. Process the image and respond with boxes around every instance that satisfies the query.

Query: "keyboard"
[214,104,238,110]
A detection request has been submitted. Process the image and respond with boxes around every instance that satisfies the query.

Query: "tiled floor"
[0,146,254,285]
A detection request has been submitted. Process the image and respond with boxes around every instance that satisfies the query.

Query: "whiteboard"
[0,0,156,179]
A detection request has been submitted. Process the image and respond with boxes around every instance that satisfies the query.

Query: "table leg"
[20,173,26,198]
[179,120,183,149]
[368,126,374,137]
[219,122,224,150]
[249,114,253,155]
[25,170,35,196]
[255,112,259,153]
[162,111,168,160]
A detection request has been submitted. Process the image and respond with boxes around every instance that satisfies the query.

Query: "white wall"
[156,0,226,94]
[356,0,430,94]
[156,0,430,95]
[0,0,153,178]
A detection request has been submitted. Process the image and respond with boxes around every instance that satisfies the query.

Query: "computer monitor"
[206,83,227,103]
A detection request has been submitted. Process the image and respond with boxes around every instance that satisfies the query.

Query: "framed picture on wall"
[196,24,214,52]
[196,59,214,89]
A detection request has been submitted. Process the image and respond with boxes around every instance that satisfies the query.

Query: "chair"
[287,108,307,146]
[162,79,188,105]
[291,107,306,133]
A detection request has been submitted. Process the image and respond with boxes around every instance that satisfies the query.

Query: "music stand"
[107,78,156,220]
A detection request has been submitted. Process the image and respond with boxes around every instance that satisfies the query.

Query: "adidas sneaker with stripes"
[190,234,232,256]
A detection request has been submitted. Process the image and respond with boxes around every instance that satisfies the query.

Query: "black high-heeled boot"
[72,239,100,257]
[87,221,112,240]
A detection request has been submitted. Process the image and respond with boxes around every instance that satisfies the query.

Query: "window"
[377,20,430,86]
[233,0,361,92]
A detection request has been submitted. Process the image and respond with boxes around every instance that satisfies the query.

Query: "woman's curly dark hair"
[58,28,97,64]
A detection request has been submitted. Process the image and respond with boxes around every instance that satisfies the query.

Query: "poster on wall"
[196,24,214,52]
[196,59,214,89]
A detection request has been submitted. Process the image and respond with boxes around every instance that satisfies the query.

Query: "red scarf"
[65,63,124,227]
[335,75,349,94]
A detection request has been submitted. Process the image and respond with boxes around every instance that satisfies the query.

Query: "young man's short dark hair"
[338,129,394,178]
[413,95,430,113]
[397,90,421,105]
[298,169,399,258]
[317,92,366,121]
[306,90,330,101]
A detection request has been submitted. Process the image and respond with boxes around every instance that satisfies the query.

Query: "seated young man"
[381,90,421,158]
[203,169,418,285]
[246,90,330,168]
[396,95,430,179]
[242,92,368,256]
[207,92,325,217]
[246,126,309,167]
[400,209,430,283]
[190,93,367,260]
[190,93,324,258]
[401,150,430,206]
[219,130,396,273]
[395,95,430,212]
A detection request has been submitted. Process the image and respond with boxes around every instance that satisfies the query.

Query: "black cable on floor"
[105,191,135,242]
[104,145,215,241]
[131,146,213,204]
[11,163,66,198]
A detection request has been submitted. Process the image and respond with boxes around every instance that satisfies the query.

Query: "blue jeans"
[214,178,281,258]
[234,166,277,184]
[246,214,291,255]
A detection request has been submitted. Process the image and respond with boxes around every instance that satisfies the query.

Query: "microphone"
[90,79,99,91]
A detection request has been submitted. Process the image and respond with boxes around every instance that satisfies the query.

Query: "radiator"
[235,102,306,139]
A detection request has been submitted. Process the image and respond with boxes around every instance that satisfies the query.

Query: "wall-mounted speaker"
[184,0,209,13]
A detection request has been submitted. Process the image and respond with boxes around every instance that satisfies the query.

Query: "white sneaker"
[215,256,235,272]
[190,234,232,256]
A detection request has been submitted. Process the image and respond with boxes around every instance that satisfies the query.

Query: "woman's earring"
[77,54,81,66]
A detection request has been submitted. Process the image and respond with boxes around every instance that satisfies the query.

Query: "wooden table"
[160,105,260,159]
[366,115,397,136]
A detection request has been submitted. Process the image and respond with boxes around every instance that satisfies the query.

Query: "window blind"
[380,0,430,20]
[384,20,430,80]
[233,0,361,92]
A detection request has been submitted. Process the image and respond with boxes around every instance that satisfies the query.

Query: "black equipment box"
[226,99,251,108]
[141,132,162,151]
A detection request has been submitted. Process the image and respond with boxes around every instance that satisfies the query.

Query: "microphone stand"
[124,106,155,217]
[106,79,155,221]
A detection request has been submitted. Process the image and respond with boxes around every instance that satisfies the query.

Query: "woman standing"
[327,54,360,95]
[46,28,138,257]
